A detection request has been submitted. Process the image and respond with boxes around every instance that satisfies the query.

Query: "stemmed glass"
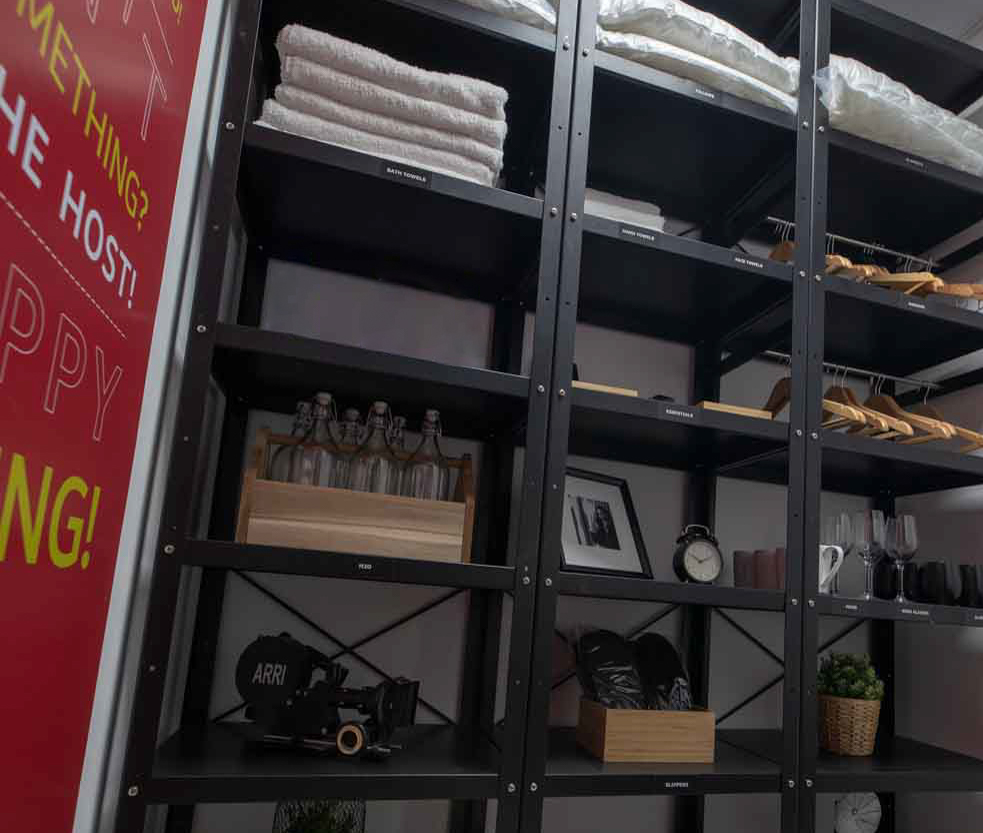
[885,515,919,604]
[823,513,853,595]
[853,509,886,601]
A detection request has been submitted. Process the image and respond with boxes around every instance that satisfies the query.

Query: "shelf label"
[842,603,861,613]
[619,224,659,245]
[664,781,691,790]
[900,607,930,618]
[904,156,927,170]
[970,612,983,625]
[905,300,927,311]
[661,404,699,424]
[734,255,765,270]
[379,161,432,189]
[692,87,718,102]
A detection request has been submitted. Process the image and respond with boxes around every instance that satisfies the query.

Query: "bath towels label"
[619,224,658,245]
[380,160,432,189]
[0,0,206,830]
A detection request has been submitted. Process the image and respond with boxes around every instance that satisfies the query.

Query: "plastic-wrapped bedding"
[597,28,798,113]
[452,0,557,31]
[598,0,799,94]
[817,55,983,177]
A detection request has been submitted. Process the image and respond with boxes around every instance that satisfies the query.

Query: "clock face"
[684,540,722,583]
[835,792,881,833]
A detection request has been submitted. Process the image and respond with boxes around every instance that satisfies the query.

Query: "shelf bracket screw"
[795,429,803,437]
[818,126,826,133]
[545,578,553,587]
[224,121,236,131]
[550,206,558,217]
[582,47,589,57]
[558,388,566,398]
[196,324,207,334]
[814,274,822,282]
[529,782,539,792]
[522,576,531,586]
[537,384,546,394]
[808,599,816,608]
[163,544,175,555]
[569,212,578,222]
[787,779,795,789]
[791,598,799,606]
[127,786,139,797]
[811,432,818,440]
[562,37,570,50]
[507,782,517,793]
[798,270,806,278]
[805,778,813,788]
[802,120,810,129]
[148,664,157,674]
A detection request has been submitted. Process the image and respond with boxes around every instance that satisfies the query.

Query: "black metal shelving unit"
[112,0,578,831]
[111,0,983,831]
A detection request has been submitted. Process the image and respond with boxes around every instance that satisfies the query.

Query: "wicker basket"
[819,694,881,756]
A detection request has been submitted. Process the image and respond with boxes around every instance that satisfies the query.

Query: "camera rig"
[235,633,419,758]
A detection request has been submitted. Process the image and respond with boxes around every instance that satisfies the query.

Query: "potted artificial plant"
[817,652,885,756]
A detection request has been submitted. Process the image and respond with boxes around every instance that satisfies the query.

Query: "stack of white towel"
[259,25,509,186]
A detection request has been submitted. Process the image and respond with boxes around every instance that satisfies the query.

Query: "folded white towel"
[259,99,498,186]
[584,187,665,232]
[282,56,507,151]
[453,0,557,31]
[277,25,509,120]
[275,84,504,174]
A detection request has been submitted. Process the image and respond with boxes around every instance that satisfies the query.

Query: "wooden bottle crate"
[576,699,715,763]
[235,428,475,563]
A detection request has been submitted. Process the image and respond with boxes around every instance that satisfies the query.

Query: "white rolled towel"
[259,99,498,186]
[276,25,509,120]
[275,84,504,173]
[281,56,507,151]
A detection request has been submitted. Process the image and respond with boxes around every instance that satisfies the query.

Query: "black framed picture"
[560,468,651,578]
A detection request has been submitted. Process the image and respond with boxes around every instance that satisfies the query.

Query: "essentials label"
[380,161,432,188]
[619,224,658,244]
[663,405,697,422]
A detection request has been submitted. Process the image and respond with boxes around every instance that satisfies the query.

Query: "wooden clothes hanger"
[762,369,869,432]
[864,377,954,444]
[824,369,909,439]
[911,392,983,453]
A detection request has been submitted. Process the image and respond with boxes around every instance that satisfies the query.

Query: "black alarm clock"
[673,525,723,584]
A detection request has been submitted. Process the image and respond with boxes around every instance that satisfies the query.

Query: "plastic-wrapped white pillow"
[597,28,797,113]
[452,0,557,31]
[598,0,799,94]
[817,56,983,177]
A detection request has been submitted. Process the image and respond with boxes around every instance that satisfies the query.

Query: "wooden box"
[235,428,475,563]
[576,699,715,763]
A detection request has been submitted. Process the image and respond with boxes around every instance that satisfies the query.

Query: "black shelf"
[815,736,983,793]
[577,214,793,342]
[147,724,499,803]
[826,132,983,257]
[184,540,515,590]
[240,125,543,300]
[823,273,983,377]
[212,324,529,436]
[816,594,983,628]
[587,52,795,229]
[568,389,789,478]
[820,430,983,496]
[556,572,785,612]
[543,728,783,796]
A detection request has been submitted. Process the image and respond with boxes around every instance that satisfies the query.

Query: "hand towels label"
[379,160,433,189]
[619,223,658,244]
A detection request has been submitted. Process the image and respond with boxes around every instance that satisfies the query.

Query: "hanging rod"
[763,350,942,390]
[766,216,937,270]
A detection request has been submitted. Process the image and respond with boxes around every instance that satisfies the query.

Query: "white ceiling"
[865,0,983,43]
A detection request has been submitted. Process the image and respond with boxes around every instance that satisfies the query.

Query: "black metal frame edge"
[555,573,786,611]
[387,0,558,51]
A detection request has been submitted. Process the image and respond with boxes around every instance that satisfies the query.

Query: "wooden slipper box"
[235,428,475,563]
[576,699,715,763]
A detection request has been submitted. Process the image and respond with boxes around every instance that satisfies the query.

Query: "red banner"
[0,0,206,828]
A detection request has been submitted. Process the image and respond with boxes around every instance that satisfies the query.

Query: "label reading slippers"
[380,161,432,189]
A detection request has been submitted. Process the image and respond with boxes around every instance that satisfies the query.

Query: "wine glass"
[824,513,853,595]
[853,510,885,601]
[885,514,919,604]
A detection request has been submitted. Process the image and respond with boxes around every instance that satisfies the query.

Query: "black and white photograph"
[560,468,650,577]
